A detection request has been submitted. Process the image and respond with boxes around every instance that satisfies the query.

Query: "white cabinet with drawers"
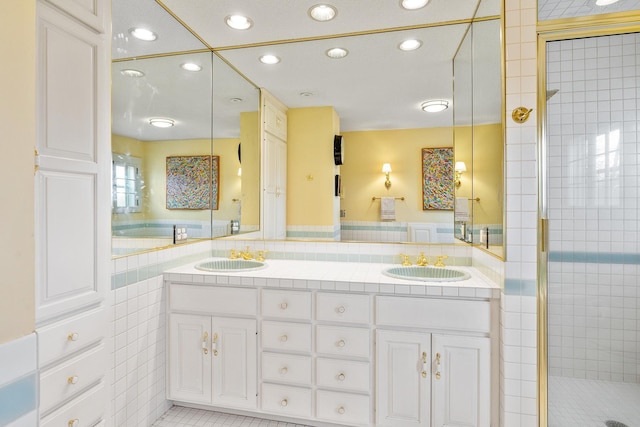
[166,277,497,427]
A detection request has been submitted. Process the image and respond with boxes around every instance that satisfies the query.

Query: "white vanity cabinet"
[168,285,258,410]
[165,271,497,427]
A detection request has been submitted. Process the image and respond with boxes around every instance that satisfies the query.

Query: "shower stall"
[542,31,640,427]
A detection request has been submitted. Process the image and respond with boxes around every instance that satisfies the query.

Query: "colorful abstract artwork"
[422,147,454,210]
[166,155,219,210]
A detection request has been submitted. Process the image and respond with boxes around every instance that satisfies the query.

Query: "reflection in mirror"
[453,18,503,258]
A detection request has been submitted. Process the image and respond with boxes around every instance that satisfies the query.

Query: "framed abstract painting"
[422,147,454,210]
[166,155,219,210]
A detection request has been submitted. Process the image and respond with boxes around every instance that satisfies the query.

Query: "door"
[168,314,212,403]
[263,132,286,239]
[211,317,257,409]
[376,329,430,427]
[432,334,490,427]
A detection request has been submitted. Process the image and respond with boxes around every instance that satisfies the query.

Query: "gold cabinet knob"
[336,305,346,314]
[337,373,346,381]
[280,367,288,375]
[68,419,79,427]
[67,376,79,385]
[67,333,79,342]
[336,339,346,348]
[337,406,346,415]
[280,334,288,343]
[280,302,288,310]
[281,399,288,407]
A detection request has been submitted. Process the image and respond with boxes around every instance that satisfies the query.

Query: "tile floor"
[151,406,313,427]
[548,376,640,427]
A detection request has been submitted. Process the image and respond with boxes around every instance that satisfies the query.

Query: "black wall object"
[334,135,344,165]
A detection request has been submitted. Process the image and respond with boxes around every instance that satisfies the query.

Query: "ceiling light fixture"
[228,97,244,103]
[259,54,280,64]
[181,63,202,72]
[326,47,348,59]
[299,92,315,97]
[129,27,157,41]
[226,14,253,30]
[398,39,422,51]
[308,4,337,21]
[595,0,619,5]
[149,118,175,128]
[421,100,449,112]
[120,69,145,77]
[401,0,429,10]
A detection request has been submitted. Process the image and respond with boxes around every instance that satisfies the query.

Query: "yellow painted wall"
[0,2,36,344]
[340,127,454,223]
[472,123,503,225]
[287,107,338,226]
[240,111,260,228]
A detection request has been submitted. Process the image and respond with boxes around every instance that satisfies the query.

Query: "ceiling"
[111,0,502,140]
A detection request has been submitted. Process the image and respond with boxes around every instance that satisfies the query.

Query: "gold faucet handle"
[417,252,429,266]
[229,249,238,259]
[256,250,268,262]
[399,253,412,266]
[435,255,449,267]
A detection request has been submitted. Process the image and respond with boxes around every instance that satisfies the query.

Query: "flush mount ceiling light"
[181,62,202,72]
[120,69,145,77]
[421,100,449,112]
[129,27,157,41]
[398,39,422,51]
[149,118,175,128]
[401,0,429,10]
[225,14,253,30]
[326,47,348,59]
[228,97,244,103]
[308,4,337,21]
[259,54,281,64]
[299,91,315,97]
[595,0,619,5]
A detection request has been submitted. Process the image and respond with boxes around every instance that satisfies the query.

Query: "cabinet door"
[211,317,257,409]
[263,133,286,239]
[168,314,212,404]
[376,330,430,427]
[432,334,491,427]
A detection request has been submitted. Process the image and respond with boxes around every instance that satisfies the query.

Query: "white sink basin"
[195,259,266,272]
[383,266,470,282]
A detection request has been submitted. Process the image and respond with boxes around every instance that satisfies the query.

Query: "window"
[112,154,142,213]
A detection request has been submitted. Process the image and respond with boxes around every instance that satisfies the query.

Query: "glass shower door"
[544,33,640,427]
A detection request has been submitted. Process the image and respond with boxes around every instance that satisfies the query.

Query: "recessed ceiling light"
[181,63,202,72]
[299,92,315,97]
[401,0,429,10]
[120,69,145,77]
[398,39,423,51]
[326,47,348,59]
[259,54,280,64]
[226,14,253,30]
[228,97,244,103]
[421,100,449,112]
[308,4,337,21]
[149,118,175,128]
[595,0,619,5]
[129,27,157,41]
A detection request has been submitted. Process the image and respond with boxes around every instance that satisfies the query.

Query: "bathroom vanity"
[164,259,499,427]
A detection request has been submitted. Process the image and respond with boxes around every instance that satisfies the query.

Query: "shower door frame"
[537,13,640,427]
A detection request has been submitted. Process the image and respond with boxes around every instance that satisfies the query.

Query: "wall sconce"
[382,163,392,189]
[454,161,466,188]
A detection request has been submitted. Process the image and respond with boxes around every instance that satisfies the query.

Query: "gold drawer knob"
[336,305,346,314]
[68,419,79,427]
[280,367,288,375]
[336,339,346,348]
[67,333,79,342]
[337,406,346,415]
[280,335,288,343]
[280,302,288,310]
[337,373,345,381]
[67,376,79,385]
[280,399,288,407]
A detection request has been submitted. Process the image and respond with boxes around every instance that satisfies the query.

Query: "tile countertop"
[164,259,501,300]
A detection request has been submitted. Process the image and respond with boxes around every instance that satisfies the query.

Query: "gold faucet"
[399,254,412,266]
[240,246,253,260]
[416,252,429,266]
[229,249,239,259]
[434,255,449,267]
[256,250,268,262]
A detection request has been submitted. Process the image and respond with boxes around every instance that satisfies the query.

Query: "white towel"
[454,197,470,221]
[380,197,395,220]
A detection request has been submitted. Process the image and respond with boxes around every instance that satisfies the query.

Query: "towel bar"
[372,196,405,201]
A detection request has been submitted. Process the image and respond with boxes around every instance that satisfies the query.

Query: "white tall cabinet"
[34,0,111,425]
[261,90,287,240]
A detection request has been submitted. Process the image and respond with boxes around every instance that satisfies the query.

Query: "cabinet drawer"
[376,296,492,333]
[316,358,370,393]
[262,352,311,385]
[170,285,257,316]
[261,384,311,418]
[316,293,371,324]
[37,307,107,367]
[40,380,106,427]
[262,289,311,320]
[262,321,311,353]
[316,325,370,359]
[40,343,107,414]
[316,390,371,426]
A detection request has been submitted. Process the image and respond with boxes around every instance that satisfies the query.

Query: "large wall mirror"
[111,0,260,256]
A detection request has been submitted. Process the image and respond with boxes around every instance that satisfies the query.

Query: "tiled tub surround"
[164,257,500,426]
